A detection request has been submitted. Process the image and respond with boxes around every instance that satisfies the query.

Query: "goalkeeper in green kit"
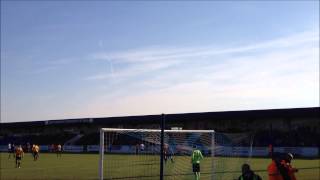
[191,145,204,180]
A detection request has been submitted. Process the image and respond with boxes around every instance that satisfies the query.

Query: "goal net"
[99,128,215,180]
[213,132,256,180]
[99,128,255,180]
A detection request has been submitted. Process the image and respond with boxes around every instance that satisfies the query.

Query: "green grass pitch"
[1,152,319,180]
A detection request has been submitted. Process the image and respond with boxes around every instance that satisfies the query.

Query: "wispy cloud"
[91,30,317,64]
[76,30,319,117]
[85,30,318,83]
[84,58,183,80]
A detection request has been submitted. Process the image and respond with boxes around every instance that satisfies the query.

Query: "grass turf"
[0,152,319,180]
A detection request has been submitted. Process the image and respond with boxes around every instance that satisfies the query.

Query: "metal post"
[99,129,104,180]
[211,131,215,180]
[160,114,165,180]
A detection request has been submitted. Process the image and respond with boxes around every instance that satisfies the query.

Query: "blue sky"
[1,1,319,122]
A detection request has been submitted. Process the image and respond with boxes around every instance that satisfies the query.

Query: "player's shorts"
[16,156,21,161]
[192,163,200,172]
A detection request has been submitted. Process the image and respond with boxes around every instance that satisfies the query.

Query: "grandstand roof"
[1,107,319,128]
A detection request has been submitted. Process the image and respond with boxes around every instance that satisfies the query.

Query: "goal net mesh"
[100,128,253,180]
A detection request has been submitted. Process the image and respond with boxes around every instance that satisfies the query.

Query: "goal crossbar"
[101,128,214,133]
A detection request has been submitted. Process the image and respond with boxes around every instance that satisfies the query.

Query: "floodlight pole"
[160,114,165,180]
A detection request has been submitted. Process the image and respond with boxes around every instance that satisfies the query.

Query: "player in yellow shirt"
[15,145,24,168]
[32,144,40,161]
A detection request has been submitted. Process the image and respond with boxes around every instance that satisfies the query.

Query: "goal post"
[99,128,105,180]
[99,128,215,180]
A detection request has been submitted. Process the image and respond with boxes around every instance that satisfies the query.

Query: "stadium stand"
[1,107,319,149]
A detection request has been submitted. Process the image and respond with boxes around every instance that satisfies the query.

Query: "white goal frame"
[99,128,215,180]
